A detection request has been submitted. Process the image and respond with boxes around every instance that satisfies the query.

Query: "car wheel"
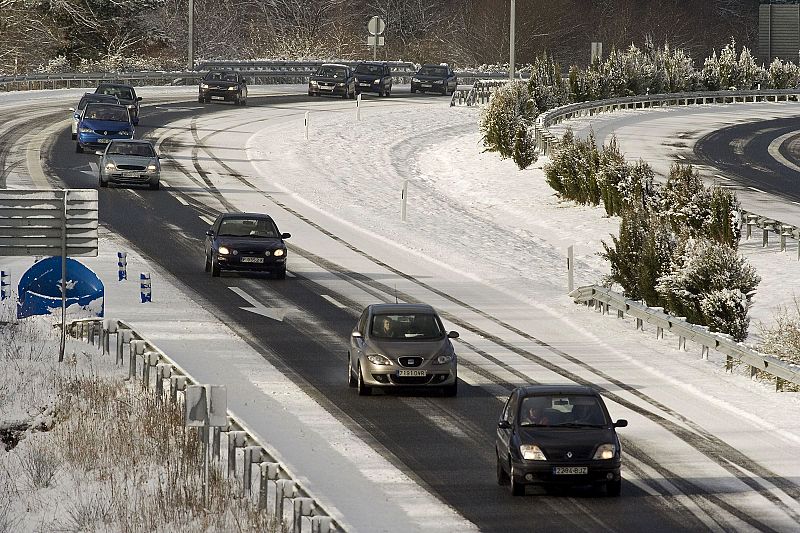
[75,143,83,154]
[510,467,525,496]
[99,177,108,188]
[241,97,247,106]
[496,452,509,485]
[607,478,622,497]
[348,355,357,388]
[204,254,211,272]
[71,133,77,140]
[411,87,416,94]
[385,89,391,97]
[211,255,221,277]
[357,363,371,396]
[442,380,457,397]
[274,266,286,280]
[149,179,160,191]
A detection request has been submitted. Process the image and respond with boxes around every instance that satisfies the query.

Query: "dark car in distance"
[199,71,248,105]
[411,64,457,95]
[496,385,627,496]
[353,62,393,97]
[94,83,142,124]
[308,64,356,99]
[204,213,290,278]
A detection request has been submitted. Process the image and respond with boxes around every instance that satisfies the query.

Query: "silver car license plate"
[211,96,224,100]
[553,467,588,475]
[240,257,264,263]
[359,83,370,87]
[122,171,140,178]
[98,138,110,143]
[421,83,431,88]
[398,370,426,377]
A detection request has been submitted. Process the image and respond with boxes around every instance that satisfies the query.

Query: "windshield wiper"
[555,423,604,428]
[519,423,550,427]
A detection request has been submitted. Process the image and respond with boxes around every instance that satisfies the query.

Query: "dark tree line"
[0,0,759,73]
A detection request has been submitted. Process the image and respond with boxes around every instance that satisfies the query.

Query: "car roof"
[97,83,134,89]
[368,303,438,315]
[82,93,117,100]
[108,139,152,145]
[421,63,448,68]
[320,63,348,68]
[358,61,387,65]
[515,385,599,397]
[219,212,274,219]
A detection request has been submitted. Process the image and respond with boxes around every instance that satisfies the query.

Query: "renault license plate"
[240,257,264,263]
[98,138,110,143]
[398,370,426,377]
[421,83,431,88]
[553,467,588,475]
[211,96,224,100]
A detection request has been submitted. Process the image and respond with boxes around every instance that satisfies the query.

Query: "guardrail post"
[746,214,758,239]
[635,318,643,330]
[725,355,732,372]
[678,336,686,351]
[617,309,624,318]
[656,326,663,339]
[142,351,159,389]
[227,431,248,477]
[781,226,792,252]
[311,517,334,533]
[750,365,758,380]
[129,340,145,380]
[117,328,131,365]
[776,377,784,392]
[275,480,296,526]
[702,345,709,360]
[170,375,187,404]
[293,498,315,533]
[155,363,171,402]
[243,446,263,497]
[102,319,117,355]
[762,222,773,247]
[259,462,281,510]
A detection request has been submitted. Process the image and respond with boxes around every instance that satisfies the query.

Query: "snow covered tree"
[480,81,537,168]
[767,58,800,89]
[602,205,649,299]
[656,238,760,340]
[597,136,627,216]
[526,53,569,111]
[758,297,800,367]
[543,129,601,204]
[617,161,659,212]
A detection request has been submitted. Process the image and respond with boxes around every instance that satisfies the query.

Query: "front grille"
[548,447,595,461]
[117,164,145,171]
[389,375,434,385]
[94,130,117,135]
[398,356,423,368]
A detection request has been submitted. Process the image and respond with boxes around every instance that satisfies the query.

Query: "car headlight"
[200,83,209,89]
[593,444,616,460]
[336,82,345,87]
[228,86,237,90]
[79,127,93,133]
[367,354,393,366]
[520,445,547,461]
[373,79,380,84]
[273,249,285,257]
[310,80,318,86]
[104,163,115,171]
[412,77,420,83]
[433,354,452,365]
[218,246,231,255]
[146,164,157,172]
[73,114,80,119]
[126,104,135,109]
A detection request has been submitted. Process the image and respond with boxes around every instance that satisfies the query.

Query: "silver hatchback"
[97,139,161,190]
[348,303,459,396]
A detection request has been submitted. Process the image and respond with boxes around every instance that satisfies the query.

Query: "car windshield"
[218,218,279,238]
[83,104,129,122]
[418,66,447,76]
[205,72,238,82]
[317,66,347,78]
[355,64,383,75]
[370,313,444,340]
[518,395,608,427]
[107,143,155,157]
[78,95,116,110]
[97,86,134,100]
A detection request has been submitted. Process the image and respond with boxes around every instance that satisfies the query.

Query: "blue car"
[76,103,134,154]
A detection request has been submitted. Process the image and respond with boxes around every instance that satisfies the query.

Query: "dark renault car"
[94,83,142,124]
[353,62,393,96]
[308,64,356,99]
[199,71,248,105]
[76,103,134,153]
[204,213,290,278]
[348,303,459,396]
[496,385,627,496]
[411,64,457,95]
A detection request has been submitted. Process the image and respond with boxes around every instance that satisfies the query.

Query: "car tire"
[385,89,391,97]
[149,179,160,191]
[241,97,247,106]
[607,478,622,497]
[275,266,286,280]
[411,87,416,94]
[496,452,509,485]
[211,255,221,277]
[510,467,525,496]
[442,380,457,397]
[75,143,83,154]
[99,177,108,188]
[348,355,357,388]
[198,97,204,103]
[357,363,371,396]
[204,255,211,272]
[71,133,76,140]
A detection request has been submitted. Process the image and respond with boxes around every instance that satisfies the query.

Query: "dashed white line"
[321,294,347,308]
[714,174,730,181]
[160,179,171,188]
[747,186,767,194]
[199,215,214,225]
[286,271,297,278]
[175,195,189,206]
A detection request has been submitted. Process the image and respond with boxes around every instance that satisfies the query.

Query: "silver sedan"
[97,139,161,190]
[348,303,459,396]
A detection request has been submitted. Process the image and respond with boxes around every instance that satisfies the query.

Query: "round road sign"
[368,16,386,36]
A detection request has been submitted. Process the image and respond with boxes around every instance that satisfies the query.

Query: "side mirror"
[69,107,75,112]
[613,419,628,428]
[137,96,143,101]
[497,420,511,430]
[205,230,214,237]
[351,331,362,338]
[447,331,459,339]
[95,150,104,156]
[281,232,291,239]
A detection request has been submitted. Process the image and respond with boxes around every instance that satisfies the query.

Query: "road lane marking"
[767,130,800,173]
[228,286,287,321]
[175,195,189,206]
[199,215,214,225]
[321,294,347,308]
[747,186,767,194]
[286,271,297,278]
[714,174,730,181]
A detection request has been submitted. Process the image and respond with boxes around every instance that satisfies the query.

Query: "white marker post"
[304,111,309,140]
[567,245,574,293]
[401,180,408,222]
[356,93,361,121]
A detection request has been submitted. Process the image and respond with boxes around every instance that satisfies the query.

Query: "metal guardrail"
[67,317,343,533]
[450,79,509,107]
[570,285,800,391]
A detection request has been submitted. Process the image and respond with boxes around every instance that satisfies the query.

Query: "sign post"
[186,385,228,506]
[367,16,386,60]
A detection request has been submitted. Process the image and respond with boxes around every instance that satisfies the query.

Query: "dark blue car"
[76,103,134,154]
[204,213,291,279]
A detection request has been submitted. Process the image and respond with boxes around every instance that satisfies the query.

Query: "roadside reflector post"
[567,245,574,293]
[118,251,127,280]
[140,272,151,303]
[401,180,408,221]
[356,93,362,121]
[304,111,309,140]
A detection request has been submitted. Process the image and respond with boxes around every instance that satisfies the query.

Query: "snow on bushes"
[759,297,800,367]
[479,81,537,169]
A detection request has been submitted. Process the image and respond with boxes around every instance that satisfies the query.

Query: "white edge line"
[175,195,189,206]
[286,271,297,278]
[714,175,730,181]
[321,294,347,308]
[199,215,214,225]
[747,186,767,194]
